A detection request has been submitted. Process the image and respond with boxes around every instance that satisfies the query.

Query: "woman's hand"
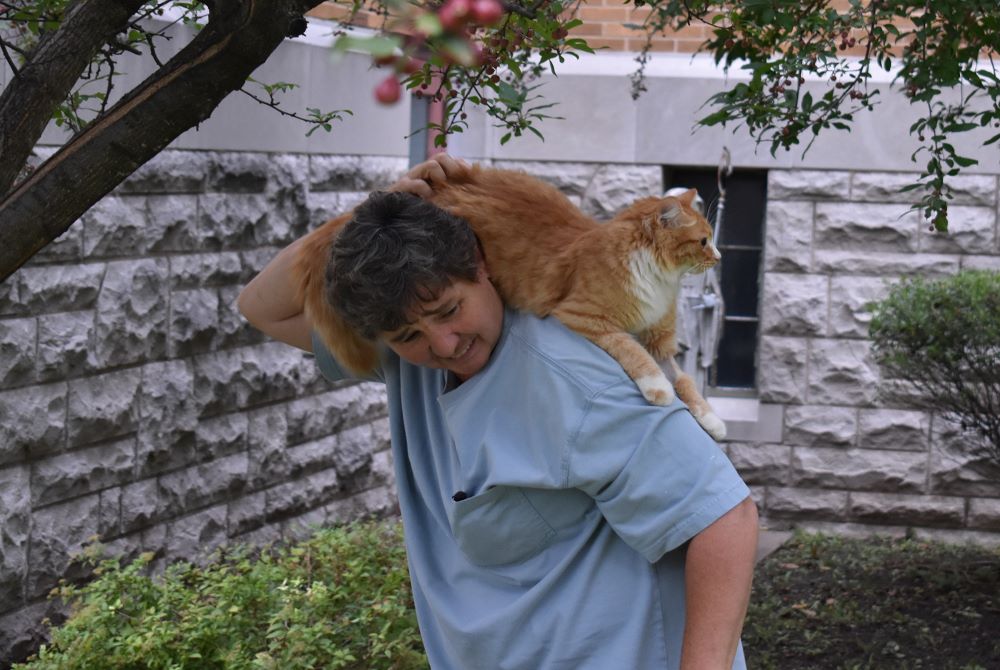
[388,153,470,199]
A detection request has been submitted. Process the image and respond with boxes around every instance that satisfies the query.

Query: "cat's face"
[619,189,721,273]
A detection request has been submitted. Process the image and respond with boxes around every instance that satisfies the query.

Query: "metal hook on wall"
[707,147,732,388]
[714,146,733,241]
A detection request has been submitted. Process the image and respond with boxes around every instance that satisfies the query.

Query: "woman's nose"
[426,326,459,357]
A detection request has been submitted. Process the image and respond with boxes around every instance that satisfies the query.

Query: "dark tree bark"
[0,0,148,197]
[0,0,320,283]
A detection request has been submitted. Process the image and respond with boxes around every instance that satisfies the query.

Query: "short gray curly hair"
[325,191,480,339]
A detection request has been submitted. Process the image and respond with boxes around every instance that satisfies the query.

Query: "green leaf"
[946,122,978,133]
[976,68,999,83]
[414,13,443,37]
[963,70,984,87]
[932,210,948,231]
[441,37,476,66]
[333,35,401,57]
[564,38,594,52]
[699,109,731,126]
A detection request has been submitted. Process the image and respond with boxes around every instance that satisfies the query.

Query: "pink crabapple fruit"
[375,75,402,104]
[438,0,472,31]
[470,0,503,25]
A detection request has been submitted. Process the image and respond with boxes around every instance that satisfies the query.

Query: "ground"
[744,532,1000,670]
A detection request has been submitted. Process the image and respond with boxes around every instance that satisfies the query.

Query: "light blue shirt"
[313,308,750,669]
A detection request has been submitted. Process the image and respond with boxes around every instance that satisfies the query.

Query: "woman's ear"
[475,248,490,280]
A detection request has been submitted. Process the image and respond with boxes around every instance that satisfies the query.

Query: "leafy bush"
[15,521,427,670]
[869,270,1000,459]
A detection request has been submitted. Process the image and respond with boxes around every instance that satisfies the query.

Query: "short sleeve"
[567,382,750,563]
[310,331,385,384]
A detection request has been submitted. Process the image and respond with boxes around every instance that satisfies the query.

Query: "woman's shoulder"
[504,310,636,399]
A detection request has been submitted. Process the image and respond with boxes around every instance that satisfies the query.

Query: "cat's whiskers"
[704,195,720,226]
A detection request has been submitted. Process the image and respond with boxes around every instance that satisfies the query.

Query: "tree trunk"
[0,0,147,197]
[0,0,320,283]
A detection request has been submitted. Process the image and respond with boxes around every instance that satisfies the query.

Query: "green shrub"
[869,270,1000,459]
[16,521,427,670]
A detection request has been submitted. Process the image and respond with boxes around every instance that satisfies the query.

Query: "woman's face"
[381,263,503,381]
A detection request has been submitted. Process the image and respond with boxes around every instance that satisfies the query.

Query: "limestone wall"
[0,149,407,665]
[734,169,1000,543]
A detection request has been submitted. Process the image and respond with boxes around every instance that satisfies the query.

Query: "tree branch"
[0,0,148,197]
[0,0,321,283]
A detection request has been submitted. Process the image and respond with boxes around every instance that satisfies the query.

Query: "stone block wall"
[0,149,409,667]
[4,147,999,664]
[0,150,664,667]
[733,169,1000,544]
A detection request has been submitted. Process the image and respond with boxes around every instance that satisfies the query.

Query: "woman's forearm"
[237,238,313,351]
[680,496,759,670]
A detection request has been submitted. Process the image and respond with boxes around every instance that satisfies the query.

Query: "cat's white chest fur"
[627,247,683,329]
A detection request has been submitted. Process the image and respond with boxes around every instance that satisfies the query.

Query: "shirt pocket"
[449,486,557,567]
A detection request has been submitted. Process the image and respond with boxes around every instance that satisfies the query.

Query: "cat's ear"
[659,200,684,228]
[675,188,698,208]
[663,187,704,216]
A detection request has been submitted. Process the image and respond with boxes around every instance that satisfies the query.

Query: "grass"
[743,532,1000,670]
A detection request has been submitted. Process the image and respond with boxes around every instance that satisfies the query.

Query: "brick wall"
[307,0,709,53]
[569,0,707,53]
[304,0,892,55]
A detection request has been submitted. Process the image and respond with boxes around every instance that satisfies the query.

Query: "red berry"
[374,75,402,105]
[470,0,503,25]
[438,0,472,31]
[400,57,423,74]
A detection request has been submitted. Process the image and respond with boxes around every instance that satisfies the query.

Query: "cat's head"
[617,189,721,273]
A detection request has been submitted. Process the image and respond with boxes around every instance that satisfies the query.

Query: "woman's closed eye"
[389,327,420,344]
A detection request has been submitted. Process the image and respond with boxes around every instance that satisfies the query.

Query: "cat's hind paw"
[635,375,676,406]
[695,412,727,441]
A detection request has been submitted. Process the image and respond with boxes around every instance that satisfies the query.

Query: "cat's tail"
[293,213,380,376]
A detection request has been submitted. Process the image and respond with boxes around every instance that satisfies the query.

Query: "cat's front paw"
[635,374,676,406]
[696,412,727,441]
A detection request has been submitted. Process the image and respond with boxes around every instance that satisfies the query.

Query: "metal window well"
[665,157,768,392]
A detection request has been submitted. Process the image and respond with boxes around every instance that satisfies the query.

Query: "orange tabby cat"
[294,162,726,440]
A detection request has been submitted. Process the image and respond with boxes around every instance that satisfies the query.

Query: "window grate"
[663,166,768,390]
